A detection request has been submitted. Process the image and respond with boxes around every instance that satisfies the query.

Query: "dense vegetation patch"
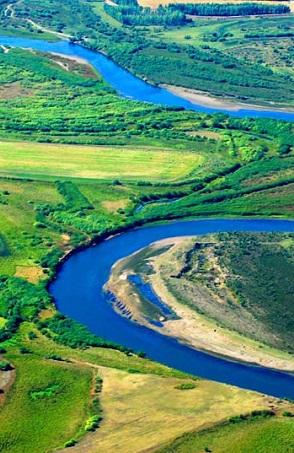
[169,2,290,16]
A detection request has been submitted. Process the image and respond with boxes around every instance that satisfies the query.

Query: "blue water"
[1,35,294,121]
[128,274,176,318]
[50,219,294,398]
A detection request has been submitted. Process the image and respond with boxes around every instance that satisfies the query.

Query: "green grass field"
[157,416,294,453]
[0,352,93,452]
[0,141,204,182]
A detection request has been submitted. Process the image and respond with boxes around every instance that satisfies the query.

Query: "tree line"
[104,3,187,26]
[169,2,290,16]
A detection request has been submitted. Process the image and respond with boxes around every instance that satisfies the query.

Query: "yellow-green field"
[0,141,204,182]
[69,367,278,453]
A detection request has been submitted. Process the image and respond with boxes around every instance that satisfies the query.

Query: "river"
[1,35,294,121]
[2,35,294,397]
[50,219,294,398]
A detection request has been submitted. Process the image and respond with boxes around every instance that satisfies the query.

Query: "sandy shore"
[48,52,91,66]
[106,237,294,373]
[163,84,294,113]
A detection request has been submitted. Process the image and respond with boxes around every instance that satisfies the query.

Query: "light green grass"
[0,141,204,182]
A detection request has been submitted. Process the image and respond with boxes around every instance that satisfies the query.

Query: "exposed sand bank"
[163,84,294,113]
[48,52,92,66]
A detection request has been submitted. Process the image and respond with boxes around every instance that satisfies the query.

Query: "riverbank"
[163,84,294,113]
[106,236,294,373]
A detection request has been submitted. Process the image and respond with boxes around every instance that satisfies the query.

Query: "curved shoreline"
[1,35,294,120]
[105,235,294,374]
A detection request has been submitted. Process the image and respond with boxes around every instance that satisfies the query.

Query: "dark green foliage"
[40,248,64,269]
[0,276,51,335]
[139,156,294,221]
[0,360,11,371]
[19,346,31,354]
[104,3,187,26]
[45,354,64,361]
[28,331,37,340]
[55,181,93,212]
[64,439,77,447]
[0,233,10,257]
[170,3,290,16]
[40,313,134,353]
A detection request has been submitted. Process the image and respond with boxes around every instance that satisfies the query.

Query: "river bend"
[50,219,294,398]
[1,35,294,121]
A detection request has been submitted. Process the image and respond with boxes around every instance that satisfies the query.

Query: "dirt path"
[26,19,71,39]
[4,0,71,39]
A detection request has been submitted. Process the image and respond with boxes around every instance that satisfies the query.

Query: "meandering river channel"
[1,35,294,121]
[50,219,294,398]
[2,35,294,396]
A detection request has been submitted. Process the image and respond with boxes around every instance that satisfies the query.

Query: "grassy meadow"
[0,141,204,182]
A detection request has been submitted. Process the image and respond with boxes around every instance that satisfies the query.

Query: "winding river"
[2,35,294,397]
[1,35,294,121]
[50,219,294,398]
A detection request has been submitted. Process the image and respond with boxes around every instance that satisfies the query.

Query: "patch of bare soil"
[0,82,35,100]
[0,363,15,407]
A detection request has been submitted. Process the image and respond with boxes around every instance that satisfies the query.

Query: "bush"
[84,414,102,431]
[19,346,31,354]
[64,439,77,447]
[0,360,11,371]
[175,383,196,390]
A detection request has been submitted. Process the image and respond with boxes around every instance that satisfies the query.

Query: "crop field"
[0,141,204,182]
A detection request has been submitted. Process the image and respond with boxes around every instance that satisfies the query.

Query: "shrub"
[175,383,196,390]
[0,360,11,371]
[64,439,77,447]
